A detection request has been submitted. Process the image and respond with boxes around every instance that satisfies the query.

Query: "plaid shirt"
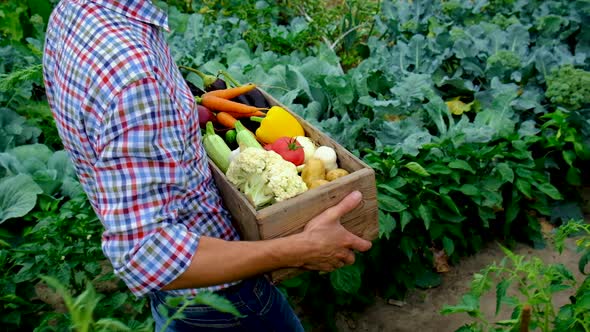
[43,0,240,297]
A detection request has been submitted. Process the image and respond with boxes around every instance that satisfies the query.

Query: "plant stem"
[544,302,551,332]
[160,301,191,331]
[219,70,241,87]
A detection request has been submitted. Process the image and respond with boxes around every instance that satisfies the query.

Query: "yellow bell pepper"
[250,106,305,144]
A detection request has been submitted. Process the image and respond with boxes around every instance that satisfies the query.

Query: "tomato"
[264,136,305,166]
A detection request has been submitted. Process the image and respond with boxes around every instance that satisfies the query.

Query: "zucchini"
[203,121,232,172]
[235,120,262,150]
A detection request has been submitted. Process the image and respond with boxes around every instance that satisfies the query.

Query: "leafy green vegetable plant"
[41,276,153,332]
[41,275,241,332]
[441,220,590,332]
[545,65,590,111]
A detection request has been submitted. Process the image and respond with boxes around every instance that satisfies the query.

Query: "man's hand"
[295,191,372,272]
[162,190,373,291]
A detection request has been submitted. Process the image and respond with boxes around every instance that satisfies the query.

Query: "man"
[43,1,372,331]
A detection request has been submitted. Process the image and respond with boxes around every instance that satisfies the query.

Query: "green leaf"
[9,143,53,165]
[515,179,532,198]
[414,270,442,289]
[566,167,581,186]
[378,194,408,212]
[495,279,510,315]
[549,284,572,293]
[166,296,184,307]
[440,194,461,215]
[400,210,413,232]
[400,236,414,260]
[575,293,590,310]
[418,204,432,230]
[40,276,74,309]
[194,291,243,317]
[495,319,519,326]
[330,263,362,294]
[534,182,563,200]
[562,150,575,166]
[377,184,403,197]
[280,275,305,288]
[458,184,479,197]
[579,249,590,275]
[505,199,519,225]
[448,160,475,174]
[481,190,503,209]
[426,163,452,175]
[404,162,430,176]
[494,163,514,183]
[440,294,480,315]
[378,210,396,240]
[442,237,454,256]
[94,318,131,332]
[384,177,407,189]
[0,174,43,224]
[102,292,127,311]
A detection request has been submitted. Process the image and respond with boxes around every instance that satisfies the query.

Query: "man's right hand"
[162,190,373,291]
[294,191,373,272]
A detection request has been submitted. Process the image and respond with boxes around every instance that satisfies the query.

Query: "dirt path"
[326,237,585,332]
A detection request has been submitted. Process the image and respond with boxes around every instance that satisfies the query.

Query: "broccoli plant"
[545,65,590,111]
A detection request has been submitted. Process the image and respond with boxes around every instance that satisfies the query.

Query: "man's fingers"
[346,233,372,252]
[341,250,355,265]
[323,191,362,220]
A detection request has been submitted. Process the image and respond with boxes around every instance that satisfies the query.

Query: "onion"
[294,136,317,163]
[197,105,216,128]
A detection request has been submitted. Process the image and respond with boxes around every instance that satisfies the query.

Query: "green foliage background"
[0,0,588,330]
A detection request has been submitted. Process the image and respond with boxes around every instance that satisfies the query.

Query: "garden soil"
[305,206,590,332]
[326,237,584,332]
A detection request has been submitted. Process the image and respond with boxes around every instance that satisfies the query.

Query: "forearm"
[161,235,306,291]
[161,190,372,292]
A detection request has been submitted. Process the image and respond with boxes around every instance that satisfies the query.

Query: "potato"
[326,168,349,181]
[301,158,325,188]
[309,179,329,189]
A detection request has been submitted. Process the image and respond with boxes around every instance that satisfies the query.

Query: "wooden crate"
[208,90,379,283]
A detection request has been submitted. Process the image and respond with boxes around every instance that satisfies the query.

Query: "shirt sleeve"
[94,76,199,297]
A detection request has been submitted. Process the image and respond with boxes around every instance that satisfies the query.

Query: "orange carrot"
[216,112,237,128]
[201,94,267,114]
[205,83,257,99]
[225,110,266,119]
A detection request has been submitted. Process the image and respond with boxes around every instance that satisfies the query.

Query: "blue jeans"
[149,276,305,331]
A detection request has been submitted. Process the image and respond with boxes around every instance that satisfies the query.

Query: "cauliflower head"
[226,147,308,208]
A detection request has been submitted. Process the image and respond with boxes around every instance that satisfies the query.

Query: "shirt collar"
[89,0,169,31]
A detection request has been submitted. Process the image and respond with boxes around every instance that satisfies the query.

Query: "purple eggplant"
[179,65,227,92]
[220,70,270,108]
[185,80,206,97]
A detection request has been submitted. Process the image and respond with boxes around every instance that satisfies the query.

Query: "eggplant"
[244,88,271,108]
[219,70,270,108]
[185,80,206,97]
[207,77,227,92]
[179,65,227,92]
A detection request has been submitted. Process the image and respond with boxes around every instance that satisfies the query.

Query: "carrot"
[216,112,237,128]
[225,110,266,119]
[205,83,257,99]
[201,94,267,114]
